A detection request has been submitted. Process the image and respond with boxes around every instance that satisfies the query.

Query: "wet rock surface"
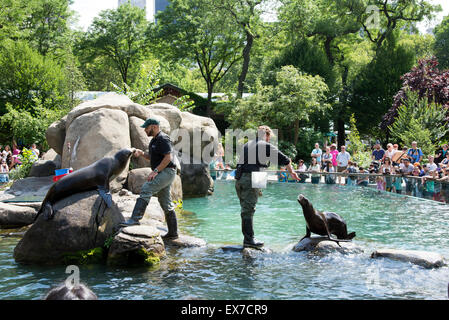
[293,236,364,254]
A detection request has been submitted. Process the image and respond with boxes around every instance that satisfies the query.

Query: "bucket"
[55,168,70,176]
[251,171,268,189]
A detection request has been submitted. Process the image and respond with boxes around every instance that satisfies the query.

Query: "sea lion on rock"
[35,148,136,221]
[297,194,355,245]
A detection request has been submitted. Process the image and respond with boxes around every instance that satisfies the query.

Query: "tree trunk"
[294,119,299,146]
[206,83,213,117]
[237,32,254,99]
[337,118,345,148]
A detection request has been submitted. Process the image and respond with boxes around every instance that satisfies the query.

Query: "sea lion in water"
[297,194,355,245]
[35,148,136,221]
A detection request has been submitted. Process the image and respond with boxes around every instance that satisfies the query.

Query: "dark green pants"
[235,172,260,219]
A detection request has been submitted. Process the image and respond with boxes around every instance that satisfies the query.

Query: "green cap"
[141,118,160,128]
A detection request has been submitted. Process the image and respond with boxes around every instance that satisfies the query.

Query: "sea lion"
[35,148,136,221]
[297,194,356,245]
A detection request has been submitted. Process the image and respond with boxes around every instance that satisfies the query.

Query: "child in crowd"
[296,160,308,183]
[344,161,357,186]
[278,167,288,182]
[411,165,424,197]
[392,167,403,194]
[422,165,437,200]
[324,161,336,184]
[0,159,9,183]
[357,166,369,187]
[310,158,321,184]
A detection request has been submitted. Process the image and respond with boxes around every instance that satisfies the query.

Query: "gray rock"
[13,190,124,265]
[28,159,59,177]
[61,108,131,193]
[8,176,54,196]
[0,203,37,229]
[46,117,67,155]
[41,149,60,162]
[293,236,363,254]
[242,247,272,259]
[113,193,165,222]
[163,234,207,248]
[149,103,183,131]
[371,249,447,269]
[129,116,152,169]
[6,202,42,210]
[180,163,214,198]
[107,225,165,267]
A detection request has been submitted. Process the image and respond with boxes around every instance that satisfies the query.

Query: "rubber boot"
[120,198,148,226]
[242,216,264,248]
[162,210,179,240]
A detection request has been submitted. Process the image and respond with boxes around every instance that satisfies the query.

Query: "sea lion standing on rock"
[35,148,137,221]
[297,194,355,245]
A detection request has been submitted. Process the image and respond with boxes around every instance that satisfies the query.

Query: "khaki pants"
[235,172,260,219]
[139,168,176,213]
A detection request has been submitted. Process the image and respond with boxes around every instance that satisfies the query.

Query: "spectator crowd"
[0,142,40,184]
[279,141,449,203]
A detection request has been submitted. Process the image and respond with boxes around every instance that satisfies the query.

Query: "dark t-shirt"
[237,139,290,173]
[148,131,176,170]
[372,149,385,161]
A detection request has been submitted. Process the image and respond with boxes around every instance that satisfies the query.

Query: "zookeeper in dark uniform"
[121,118,179,240]
[235,125,300,248]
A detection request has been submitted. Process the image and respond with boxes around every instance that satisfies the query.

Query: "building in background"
[155,0,169,13]
[118,0,169,21]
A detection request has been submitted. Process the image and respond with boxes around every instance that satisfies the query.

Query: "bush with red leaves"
[380,57,449,130]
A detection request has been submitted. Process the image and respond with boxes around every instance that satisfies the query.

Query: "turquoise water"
[1,181,448,299]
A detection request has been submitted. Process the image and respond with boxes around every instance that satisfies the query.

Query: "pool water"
[0,181,448,300]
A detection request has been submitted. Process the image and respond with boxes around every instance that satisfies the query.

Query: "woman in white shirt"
[310,158,321,184]
[383,143,396,163]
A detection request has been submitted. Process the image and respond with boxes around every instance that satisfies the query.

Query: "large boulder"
[129,116,152,169]
[45,94,219,198]
[107,225,165,267]
[61,108,131,192]
[149,103,183,131]
[0,203,37,229]
[112,192,165,222]
[127,168,183,202]
[46,116,67,155]
[293,236,363,254]
[175,111,219,161]
[13,191,124,265]
[180,163,213,198]
[371,249,447,269]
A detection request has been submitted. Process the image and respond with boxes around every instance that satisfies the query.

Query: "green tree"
[213,0,265,98]
[343,0,440,50]
[347,114,371,168]
[230,66,329,145]
[434,15,449,70]
[155,0,244,115]
[24,0,74,56]
[388,89,448,156]
[77,2,149,88]
[349,33,415,137]
[0,40,69,115]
